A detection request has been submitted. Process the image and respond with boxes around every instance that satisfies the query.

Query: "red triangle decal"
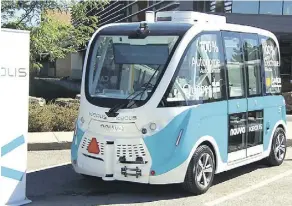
[87,138,100,154]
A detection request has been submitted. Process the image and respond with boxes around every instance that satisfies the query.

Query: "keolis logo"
[249,124,263,132]
[0,67,27,78]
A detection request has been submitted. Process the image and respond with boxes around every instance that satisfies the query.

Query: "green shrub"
[29,102,79,132]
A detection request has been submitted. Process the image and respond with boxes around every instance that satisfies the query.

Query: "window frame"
[158,31,227,108]
[240,32,263,98]
[221,30,247,100]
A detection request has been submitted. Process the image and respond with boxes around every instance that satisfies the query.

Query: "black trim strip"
[83,154,104,161]
[106,141,114,145]
[241,32,263,98]
[222,31,247,100]
[105,174,114,177]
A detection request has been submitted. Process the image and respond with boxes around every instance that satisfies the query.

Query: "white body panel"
[0,29,31,205]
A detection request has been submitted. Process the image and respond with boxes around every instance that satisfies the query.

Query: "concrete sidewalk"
[28,132,73,151]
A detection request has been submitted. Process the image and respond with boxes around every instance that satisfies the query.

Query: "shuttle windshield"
[86,34,179,107]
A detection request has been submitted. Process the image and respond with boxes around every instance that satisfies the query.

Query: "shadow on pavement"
[26,159,272,205]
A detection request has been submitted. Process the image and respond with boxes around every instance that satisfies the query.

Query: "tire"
[183,145,216,195]
[266,127,287,166]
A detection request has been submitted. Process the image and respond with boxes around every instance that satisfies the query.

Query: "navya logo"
[0,67,27,78]
[100,124,124,132]
[89,112,107,120]
[230,127,246,136]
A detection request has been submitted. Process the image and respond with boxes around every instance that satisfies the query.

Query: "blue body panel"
[247,96,264,111]
[144,95,285,176]
[71,121,85,161]
[144,101,228,176]
[228,98,247,114]
[262,95,286,150]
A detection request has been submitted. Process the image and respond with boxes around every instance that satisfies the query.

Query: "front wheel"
[266,127,287,166]
[183,145,215,195]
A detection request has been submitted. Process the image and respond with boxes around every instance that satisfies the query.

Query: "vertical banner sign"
[0,29,32,205]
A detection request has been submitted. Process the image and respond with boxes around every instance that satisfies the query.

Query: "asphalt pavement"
[26,142,292,206]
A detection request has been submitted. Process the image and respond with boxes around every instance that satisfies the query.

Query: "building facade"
[92,0,292,92]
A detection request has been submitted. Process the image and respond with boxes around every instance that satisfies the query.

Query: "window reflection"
[259,0,283,15]
[283,0,292,15]
[231,1,259,14]
[191,0,292,15]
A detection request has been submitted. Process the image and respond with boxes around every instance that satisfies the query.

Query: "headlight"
[141,122,161,137]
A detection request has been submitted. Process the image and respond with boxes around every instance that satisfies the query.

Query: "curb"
[28,142,72,151]
[28,131,73,151]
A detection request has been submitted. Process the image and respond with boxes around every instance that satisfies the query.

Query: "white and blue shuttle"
[71,11,287,194]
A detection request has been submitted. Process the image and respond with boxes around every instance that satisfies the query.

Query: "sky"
[1,8,40,27]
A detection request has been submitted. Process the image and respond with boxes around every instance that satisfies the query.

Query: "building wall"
[47,10,71,24]
[70,52,84,80]
[55,53,71,78]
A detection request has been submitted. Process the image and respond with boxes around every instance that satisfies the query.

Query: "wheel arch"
[186,136,223,174]
[267,120,287,154]
[198,141,217,171]
[277,123,285,133]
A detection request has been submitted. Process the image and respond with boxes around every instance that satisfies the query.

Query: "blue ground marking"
[1,135,25,157]
[1,166,24,181]
[1,135,26,181]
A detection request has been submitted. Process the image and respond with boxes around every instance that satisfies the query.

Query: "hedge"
[28,102,79,132]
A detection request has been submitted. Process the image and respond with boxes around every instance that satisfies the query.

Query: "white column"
[0,28,32,205]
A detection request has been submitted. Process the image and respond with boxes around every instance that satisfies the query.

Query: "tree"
[1,0,68,27]
[1,0,109,73]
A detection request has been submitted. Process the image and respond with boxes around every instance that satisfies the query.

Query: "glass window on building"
[259,0,283,15]
[283,0,292,15]
[231,1,260,14]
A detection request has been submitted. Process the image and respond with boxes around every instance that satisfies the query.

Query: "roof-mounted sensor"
[155,11,226,24]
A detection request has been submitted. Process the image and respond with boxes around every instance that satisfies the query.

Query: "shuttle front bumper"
[71,134,152,184]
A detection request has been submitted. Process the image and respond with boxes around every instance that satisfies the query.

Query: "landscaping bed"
[28,99,79,132]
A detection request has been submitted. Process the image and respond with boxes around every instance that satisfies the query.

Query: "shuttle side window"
[162,32,226,106]
[222,31,245,99]
[259,35,281,94]
[241,33,262,96]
